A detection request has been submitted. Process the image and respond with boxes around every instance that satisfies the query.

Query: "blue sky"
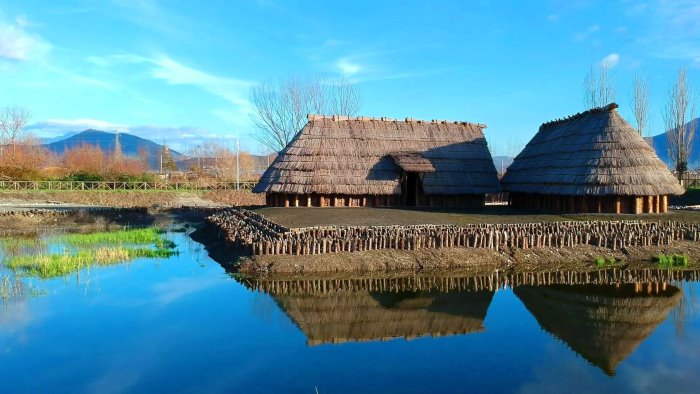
[1,0,699,155]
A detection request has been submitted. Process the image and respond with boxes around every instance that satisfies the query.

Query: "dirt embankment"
[233,241,700,276]
[0,207,217,236]
[0,190,264,208]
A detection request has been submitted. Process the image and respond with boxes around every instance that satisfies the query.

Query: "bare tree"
[630,71,650,136]
[583,64,615,109]
[664,67,696,181]
[250,76,361,152]
[0,106,31,158]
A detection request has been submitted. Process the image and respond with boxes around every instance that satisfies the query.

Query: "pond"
[1,229,698,393]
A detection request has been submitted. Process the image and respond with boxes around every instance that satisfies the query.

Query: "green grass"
[595,256,618,267]
[656,254,689,268]
[5,246,177,279]
[2,227,178,279]
[57,227,164,246]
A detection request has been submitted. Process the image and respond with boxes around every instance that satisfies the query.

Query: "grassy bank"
[2,227,178,279]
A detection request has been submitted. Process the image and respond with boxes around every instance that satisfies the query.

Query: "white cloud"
[600,53,620,68]
[547,14,559,22]
[27,118,128,133]
[336,58,361,75]
[0,15,50,61]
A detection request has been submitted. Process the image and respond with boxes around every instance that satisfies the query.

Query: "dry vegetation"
[0,190,264,208]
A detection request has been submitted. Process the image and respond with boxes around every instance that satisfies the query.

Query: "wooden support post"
[615,196,621,214]
[661,195,668,213]
[284,195,290,208]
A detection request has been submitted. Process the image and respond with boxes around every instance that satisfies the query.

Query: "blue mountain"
[43,129,184,170]
[647,118,700,168]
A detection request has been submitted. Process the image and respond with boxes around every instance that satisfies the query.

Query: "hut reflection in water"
[514,282,682,376]
[241,270,695,373]
[273,289,495,346]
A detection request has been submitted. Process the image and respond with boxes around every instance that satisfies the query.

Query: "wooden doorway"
[402,171,420,206]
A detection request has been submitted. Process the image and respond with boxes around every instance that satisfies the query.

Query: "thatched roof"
[514,283,681,375]
[254,115,500,195]
[389,151,436,173]
[501,104,684,196]
[273,289,494,345]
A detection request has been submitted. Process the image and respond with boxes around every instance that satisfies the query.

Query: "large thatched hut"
[273,289,495,345]
[514,283,681,375]
[501,103,684,213]
[253,115,500,208]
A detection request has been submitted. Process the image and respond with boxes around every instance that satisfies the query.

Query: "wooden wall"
[265,193,486,208]
[509,193,669,214]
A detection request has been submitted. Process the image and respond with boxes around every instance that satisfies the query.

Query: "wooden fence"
[208,208,700,256]
[681,173,700,188]
[0,180,257,191]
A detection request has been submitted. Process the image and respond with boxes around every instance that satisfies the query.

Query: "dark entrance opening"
[403,172,419,206]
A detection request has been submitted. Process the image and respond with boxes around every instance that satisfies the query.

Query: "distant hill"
[43,129,184,170]
[648,118,700,168]
[39,131,79,144]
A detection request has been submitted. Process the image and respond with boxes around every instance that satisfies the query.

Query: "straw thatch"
[501,104,684,196]
[254,115,500,196]
[273,289,494,345]
[389,151,436,173]
[514,283,682,375]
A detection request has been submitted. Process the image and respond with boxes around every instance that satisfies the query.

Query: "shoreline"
[234,241,700,275]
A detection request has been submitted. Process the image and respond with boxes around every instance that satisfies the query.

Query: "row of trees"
[584,64,696,180]
[0,107,260,181]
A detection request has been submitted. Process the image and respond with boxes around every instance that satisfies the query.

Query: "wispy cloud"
[335,57,361,76]
[25,117,233,151]
[600,53,620,68]
[636,1,700,63]
[88,53,255,125]
[0,14,50,61]
[27,118,128,132]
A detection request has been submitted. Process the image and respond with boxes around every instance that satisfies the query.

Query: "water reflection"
[244,273,693,375]
[274,289,494,345]
[515,283,682,376]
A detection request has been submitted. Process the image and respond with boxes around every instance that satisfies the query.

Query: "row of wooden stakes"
[208,209,700,256]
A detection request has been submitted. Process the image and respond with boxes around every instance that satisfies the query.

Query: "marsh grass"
[656,254,689,268]
[595,256,618,267]
[5,247,177,278]
[0,274,46,300]
[1,227,178,279]
[57,228,164,247]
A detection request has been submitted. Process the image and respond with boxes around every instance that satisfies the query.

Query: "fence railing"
[681,174,700,189]
[0,180,257,191]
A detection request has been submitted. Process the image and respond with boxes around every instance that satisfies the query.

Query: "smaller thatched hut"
[253,114,501,208]
[514,282,681,375]
[501,103,684,213]
[273,289,495,345]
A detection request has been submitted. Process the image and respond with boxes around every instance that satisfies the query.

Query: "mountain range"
[646,118,700,167]
[43,129,185,170]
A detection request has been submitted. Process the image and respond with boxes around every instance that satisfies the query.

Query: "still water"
[1,231,698,393]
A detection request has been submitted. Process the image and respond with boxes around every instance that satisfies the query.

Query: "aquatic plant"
[2,227,178,279]
[656,254,689,268]
[0,274,46,300]
[5,247,177,279]
[595,256,618,267]
[57,227,165,246]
